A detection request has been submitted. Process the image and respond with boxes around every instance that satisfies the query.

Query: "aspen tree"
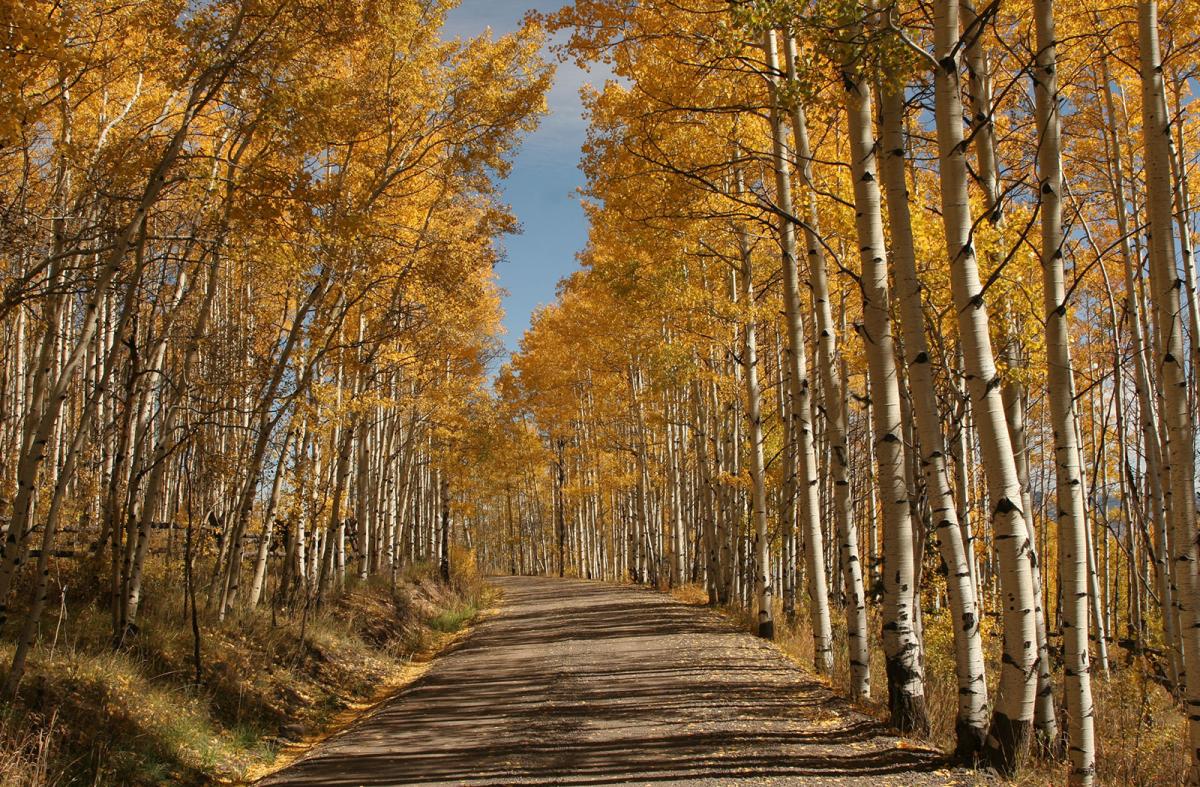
[764,29,831,660]
[1137,1,1200,774]
[1032,0,1095,778]
[782,34,868,697]
[1098,53,1179,687]
[841,37,927,732]
[878,81,987,756]
[249,430,294,608]
[734,171,774,640]
[932,0,1039,771]
[960,0,1060,740]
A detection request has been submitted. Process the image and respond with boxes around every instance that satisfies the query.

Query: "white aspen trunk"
[1168,85,1200,411]
[317,419,355,606]
[219,278,331,619]
[665,397,686,588]
[764,29,831,666]
[960,0,1000,218]
[1138,3,1200,775]
[965,0,1060,739]
[372,410,391,576]
[299,417,316,589]
[878,83,988,756]
[783,35,867,696]
[1095,256,1139,652]
[775,334,798,619]
[0,260,140,694]
[3,406,90,698]
[124,144,243,624]
[249,429,293,608]
[0,68,223,626]
[999,350,1060,749]
[841,59,926,731]
[933,1,1039,771]
[1071,390,1111,678]
[122,268,202,633]
[391,409,419,578]
[862,377,880,594]
[438,469,452,582]
[1099,56,1180,686]
[1033,2,1095,778]
[692,373,722,604]
[712,375,733,602]
[950,344,980,600]
[356,415,371,581]
[735,209,773,640]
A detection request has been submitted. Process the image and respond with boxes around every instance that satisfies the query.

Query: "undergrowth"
[428,604,479,633]
[0,546,488,786]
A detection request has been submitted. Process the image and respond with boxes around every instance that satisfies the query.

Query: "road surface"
[260,576,973,785]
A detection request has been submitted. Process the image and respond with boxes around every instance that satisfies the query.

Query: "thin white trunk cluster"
[764,30,833,660]
[878,81,988,755]
[1032,0,1095,780]
[931,1,1039,771]
[1137,2,1200,777]
[0,0,547,698]
[842,61,928,732]
[782,34,868,698]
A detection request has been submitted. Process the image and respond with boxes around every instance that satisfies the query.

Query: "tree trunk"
[249,430,293,608]
[1138,3,1200,775]
[1033,2,1096,778]
[841,57,927,732]
[933,2,1039,772]
[999,348,1060,750]
[735,196,773,640]
[878,83,987,757]
[1099,55,1179,687]
[783,34,867,696]
[764,29,832,667]
[440,469,452,583]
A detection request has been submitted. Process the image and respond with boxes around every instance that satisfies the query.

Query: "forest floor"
[0,558,487,786]
[259,576,983,785]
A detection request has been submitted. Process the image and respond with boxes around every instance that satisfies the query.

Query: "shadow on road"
[261,577,954,786]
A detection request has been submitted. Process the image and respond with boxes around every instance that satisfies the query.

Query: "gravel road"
[260,576,979,785]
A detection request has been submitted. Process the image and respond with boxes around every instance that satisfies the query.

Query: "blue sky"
[443,1,605,371]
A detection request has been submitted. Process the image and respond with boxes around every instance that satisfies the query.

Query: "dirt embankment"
[1,565,485,786]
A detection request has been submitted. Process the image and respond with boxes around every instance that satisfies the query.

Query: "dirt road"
[260,576,975,785]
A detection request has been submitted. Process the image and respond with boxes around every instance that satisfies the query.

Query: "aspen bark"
[842,60,927,732]
[1099,56,1179,686]
[960,0,1000,218]
[249,430,293,608]
[879,83,987,756]
[735,202,773,640]
[775,335,798,620]
[1167,85,1200,411]
[783,34,867,696]
[933,1,1039,771]
[999,351,1060,749]
[1033,2,1095,777]
[440,469,452,583]
[764,29,831,665]
[1138,2,1200,774]
[0,67,225,626]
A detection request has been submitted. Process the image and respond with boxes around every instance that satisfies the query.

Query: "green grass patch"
[427,603,477,633]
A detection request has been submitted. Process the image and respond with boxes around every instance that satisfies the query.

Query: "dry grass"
[0,555,487,786]
[0,709,57,787]
[671,584,1189,785]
